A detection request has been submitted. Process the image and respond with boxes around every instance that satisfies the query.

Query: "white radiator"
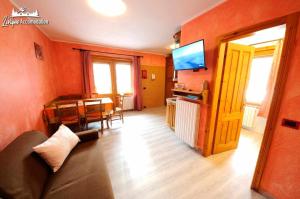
[174,99,200,148]
[123,95,134,110]
[242,105,259,129]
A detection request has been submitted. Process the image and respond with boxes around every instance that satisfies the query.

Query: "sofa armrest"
[76,129,99,142]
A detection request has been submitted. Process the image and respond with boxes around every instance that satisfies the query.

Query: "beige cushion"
[33,125,80,172]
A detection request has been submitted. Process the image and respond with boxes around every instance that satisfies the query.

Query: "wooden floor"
[97,107,265,199]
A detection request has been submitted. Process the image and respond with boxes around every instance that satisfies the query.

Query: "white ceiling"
[11,0,225,54]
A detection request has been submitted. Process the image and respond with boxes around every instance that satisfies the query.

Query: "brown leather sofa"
[0,130,114,199]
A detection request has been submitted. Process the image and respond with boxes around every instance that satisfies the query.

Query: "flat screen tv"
[172,40,206,71]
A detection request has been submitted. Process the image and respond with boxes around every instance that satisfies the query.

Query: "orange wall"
[52,41,166,96]
[0,0,57,150]
[179,0,300,198]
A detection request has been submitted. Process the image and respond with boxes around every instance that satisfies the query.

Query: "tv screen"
[172,40,206,71]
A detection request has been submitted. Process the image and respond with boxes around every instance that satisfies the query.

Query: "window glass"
[115,63,132,94]
[245,56,273,104]
[93,63,112,94]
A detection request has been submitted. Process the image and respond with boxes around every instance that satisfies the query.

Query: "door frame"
[203,12,299,192]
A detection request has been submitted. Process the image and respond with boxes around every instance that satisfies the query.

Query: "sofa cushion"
[33,125,80,172]
[0,131,50,199]
[42,140,114,199]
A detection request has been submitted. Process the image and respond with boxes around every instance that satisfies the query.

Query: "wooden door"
[141,65,166,108]
[213,43,255,154]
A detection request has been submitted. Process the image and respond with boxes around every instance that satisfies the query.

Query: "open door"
[213,43,255,154]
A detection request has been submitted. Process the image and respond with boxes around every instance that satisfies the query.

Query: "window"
[92,59,133,96]
[93,63,112,94]
[115,63,132,94]
[245,56,273,104]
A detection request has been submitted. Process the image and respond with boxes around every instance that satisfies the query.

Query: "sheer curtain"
[258,41,283,117]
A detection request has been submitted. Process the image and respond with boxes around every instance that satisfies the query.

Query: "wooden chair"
[42,108,58,134]
[83,99,110,134]
[42,108,50,132]
[55,100,81,130]
[110,94,125,125]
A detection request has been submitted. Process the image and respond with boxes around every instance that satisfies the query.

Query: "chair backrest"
[115,94,124,109]
[58,94,83,100]
[55,100,80,123]
[83,99,104,119]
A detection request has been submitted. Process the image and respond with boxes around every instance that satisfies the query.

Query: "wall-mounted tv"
[172,40,206,71]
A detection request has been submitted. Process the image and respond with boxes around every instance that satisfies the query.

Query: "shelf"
[171,89,202,95]
[172,89,209,105]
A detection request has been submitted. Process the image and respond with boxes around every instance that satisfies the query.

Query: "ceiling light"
[88,0,127,17]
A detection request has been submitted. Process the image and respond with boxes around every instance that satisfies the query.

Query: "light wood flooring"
[96,107,265,199]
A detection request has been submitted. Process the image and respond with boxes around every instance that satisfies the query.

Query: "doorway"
[212,25,286,154]
[205,12,300,193]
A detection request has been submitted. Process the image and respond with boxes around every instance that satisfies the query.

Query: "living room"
[0,0,300,199]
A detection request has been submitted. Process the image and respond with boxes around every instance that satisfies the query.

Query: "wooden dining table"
[44,97,114,124]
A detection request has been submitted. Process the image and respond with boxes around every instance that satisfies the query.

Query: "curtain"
[81,50,94,98]
[133,56,143,111]
[258,40,283,117]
